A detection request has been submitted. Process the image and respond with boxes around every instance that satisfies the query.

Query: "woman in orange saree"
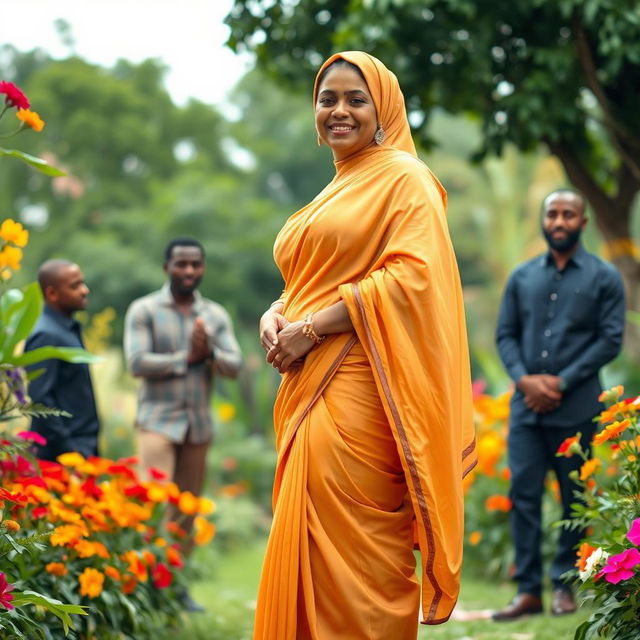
[256,51,476,640]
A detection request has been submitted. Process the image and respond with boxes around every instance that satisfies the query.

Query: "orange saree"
[253,52,476,640]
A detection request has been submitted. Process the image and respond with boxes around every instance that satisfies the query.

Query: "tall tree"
[225,0,640,331]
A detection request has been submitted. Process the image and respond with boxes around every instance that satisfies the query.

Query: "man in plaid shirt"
[124,237,242,609]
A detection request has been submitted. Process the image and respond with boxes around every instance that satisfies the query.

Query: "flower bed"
[0,434,216,638]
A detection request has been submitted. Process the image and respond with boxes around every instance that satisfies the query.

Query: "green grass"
[168,538,592,640]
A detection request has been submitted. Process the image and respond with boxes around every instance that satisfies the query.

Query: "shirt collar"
[542,243,586,269]
[159,283,204,311]
[43,305,80,331]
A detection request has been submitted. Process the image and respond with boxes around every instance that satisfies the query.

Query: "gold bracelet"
[303,312,325,345]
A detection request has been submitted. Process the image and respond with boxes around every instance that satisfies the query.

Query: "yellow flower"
[50,524,87,546]
[74,539,109,559]
[217,402,236,423]
[198,496,216,515]
[0,245,23,270]
[2,519,20,532]
[468,531,482,546]
[593,419,630,446]
[0,219,29,247]
[79,568,104,599]
[56,452,86,469]
[579,458,601,481]
[194,516,216,545]
[16,108,45,132]
[45,562,68,577]
[154,537,167,547]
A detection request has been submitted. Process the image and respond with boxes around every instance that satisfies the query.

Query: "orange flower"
[74,539,109,559]
[16,108,45,132]
[166,546,184,569]
[2,520,20,532]
[50,524,87,547]
[104,566,121,582]
[593,420,630,446]
[194,516,216,546]
[79,568,104,599]
[0,219,28,247]
[178,491,200,515]
[579,458,602,481]
[122,551,148,582]
[485,494,512,512]
[142,549,156,566]
[598,385,624,404]
[468,531,482,546]
[120,575,137,595]
[198,496,216,515]
[45,562,68,577]
[575,542,596,571]
[154,537,167,547]
[476,431,505,477]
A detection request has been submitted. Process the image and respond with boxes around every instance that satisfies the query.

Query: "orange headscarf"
[314,51,417,156]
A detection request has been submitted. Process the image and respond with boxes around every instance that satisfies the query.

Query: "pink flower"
[627,519,640,546]
[600,548,640,584]
[0,573,15,610]
[0,81,30,110]
[16,431,47,446]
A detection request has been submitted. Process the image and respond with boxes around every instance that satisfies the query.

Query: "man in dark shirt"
[493,189,625,620]
[25,259,100,460]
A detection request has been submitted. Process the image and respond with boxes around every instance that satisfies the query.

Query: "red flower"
[0,573,15,610]
[31,506,48,519]
[0,81,30,110]
[557,435,580,458]
[0,488,28,505]
[151,562,172,589]
[149,467,168,481]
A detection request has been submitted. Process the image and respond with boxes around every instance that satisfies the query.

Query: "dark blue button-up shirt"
[25,306,100,458]
[496,244,625,427]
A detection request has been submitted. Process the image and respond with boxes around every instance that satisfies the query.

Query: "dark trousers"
[507,421,594,596]
[35,435,99,462]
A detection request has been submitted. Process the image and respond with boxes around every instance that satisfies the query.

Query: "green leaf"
[6,346,101,367]
[0,147,66,176]
[0,282,43,360]
[11,590,87,635]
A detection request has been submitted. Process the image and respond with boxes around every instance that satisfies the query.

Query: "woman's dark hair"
[316,58,365,90]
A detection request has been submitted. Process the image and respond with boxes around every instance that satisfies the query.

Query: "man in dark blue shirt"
[25,259,100,461]
[493,189,625,621]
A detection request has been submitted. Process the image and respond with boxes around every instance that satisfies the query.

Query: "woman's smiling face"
[315,64,378,162]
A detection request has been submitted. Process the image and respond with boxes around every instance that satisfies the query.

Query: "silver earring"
[374,124,385,145]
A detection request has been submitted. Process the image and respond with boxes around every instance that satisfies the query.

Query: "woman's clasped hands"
[260,306,313,373]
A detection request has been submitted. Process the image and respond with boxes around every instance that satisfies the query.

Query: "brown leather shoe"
[551,589,576,616]
[492,593,543,621]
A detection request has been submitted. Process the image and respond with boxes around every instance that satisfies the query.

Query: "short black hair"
[37,259,75,292]
[543,189,587,214]
[316,58,366,92]
[164,237,205,262]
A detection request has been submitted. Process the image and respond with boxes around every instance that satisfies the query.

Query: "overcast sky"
[0,0,253,105]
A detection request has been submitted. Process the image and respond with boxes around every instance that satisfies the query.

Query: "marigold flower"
[74,539,109,559]
[79,568,104,598]
[16,108,44,132]
[166,546,184,569]
[151,562,172,589]
[198,497,216,515]
[45,562,68,577]
[56,452,86,468]
[576,542,596,571]
[2,520,20,532]
[178,490,200,515]
[468,531,482,546]
[121,574,138,594]
[557,435,581,457]
[600,548,640,584]
[598,385,624,404]
[50,524,86,546]
[194,516,216,546]
[154,536,167,547]
[476,431,505,476]
[0,81,29,109]
[579,458,601,481]
[0,245,23,271]
[0,573,15,610]
[0,220,29,248]
[217,402,236,423]
[142,549,156,566]
[593,420,630,446]
[122,550,148,582]
[104,566,121,582]
[485,494,512,512]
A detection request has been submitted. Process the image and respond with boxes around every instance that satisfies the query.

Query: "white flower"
[580,547,609,582]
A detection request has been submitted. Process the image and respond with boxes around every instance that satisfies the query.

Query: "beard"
[543,227,582,252]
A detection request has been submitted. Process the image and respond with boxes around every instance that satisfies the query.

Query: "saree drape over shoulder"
[253,52,476,640]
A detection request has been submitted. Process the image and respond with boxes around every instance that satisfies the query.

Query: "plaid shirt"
[124,284,242,444]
